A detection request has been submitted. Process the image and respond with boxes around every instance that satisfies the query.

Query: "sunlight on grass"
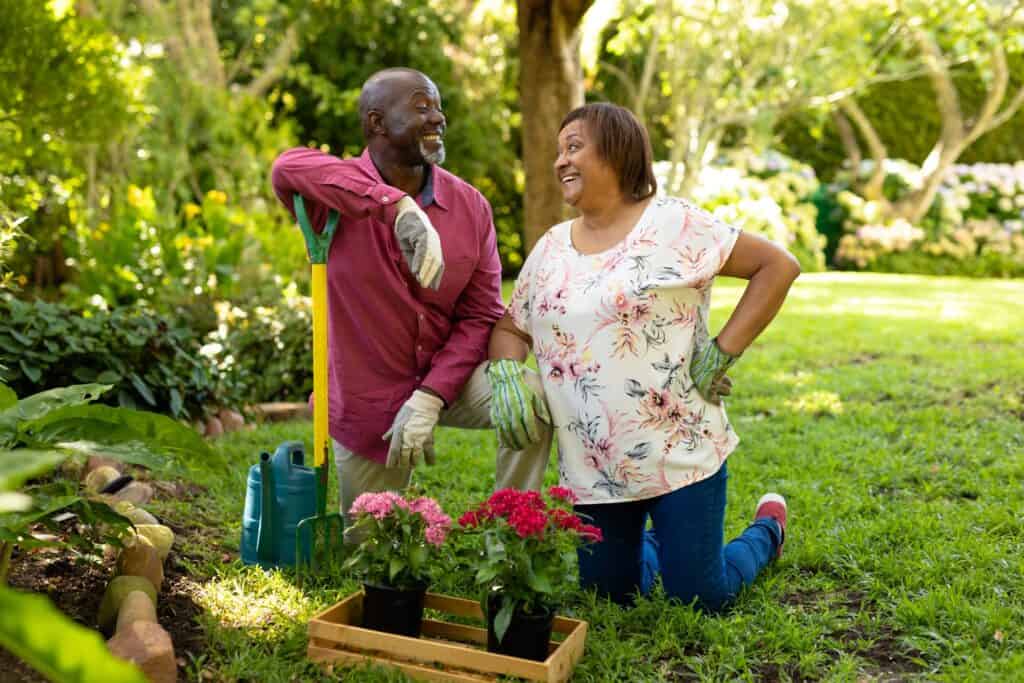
[784,390,845,416]
[193,569,313,641]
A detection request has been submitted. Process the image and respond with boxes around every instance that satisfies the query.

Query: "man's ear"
[367,110,386,137]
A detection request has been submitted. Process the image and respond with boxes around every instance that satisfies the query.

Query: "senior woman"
[487,102,800,610]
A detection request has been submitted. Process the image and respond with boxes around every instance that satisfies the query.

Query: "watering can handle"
[255,452,276,566]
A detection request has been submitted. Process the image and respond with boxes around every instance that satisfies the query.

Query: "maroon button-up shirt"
[271,147,505,463]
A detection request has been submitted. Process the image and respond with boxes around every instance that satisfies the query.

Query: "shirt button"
[417,344,423,351]
[418,313,424,320]
[415,376,421,381]
[382,195,390,203]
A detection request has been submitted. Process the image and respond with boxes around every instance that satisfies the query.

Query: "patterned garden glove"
[486,360,551,450]
[689,337,740,405]
[394,196,444,290]
[382,390,443,468]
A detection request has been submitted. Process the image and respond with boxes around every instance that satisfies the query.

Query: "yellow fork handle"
[311,262,329,468]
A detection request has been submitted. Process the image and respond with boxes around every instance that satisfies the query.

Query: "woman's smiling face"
[554,120,620,209]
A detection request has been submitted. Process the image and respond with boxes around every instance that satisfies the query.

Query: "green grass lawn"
[151,272,1024,682]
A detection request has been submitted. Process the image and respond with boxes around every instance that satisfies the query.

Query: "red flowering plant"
[457,486,602,641]
[343,491,452,590]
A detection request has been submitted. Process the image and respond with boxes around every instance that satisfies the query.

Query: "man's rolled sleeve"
[270,147,404,231]
[421,200,505,403]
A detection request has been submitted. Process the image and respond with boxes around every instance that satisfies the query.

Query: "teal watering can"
[240,441,317,567]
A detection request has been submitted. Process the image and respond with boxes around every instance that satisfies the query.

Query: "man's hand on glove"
[486,359,551,450]
[689,337,740,405]
[394,196,444,290]
[383,389,444,469]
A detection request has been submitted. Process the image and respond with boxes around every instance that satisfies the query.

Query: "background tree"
[597,0,878,197]
[830,0,1024,223]
[517,0,594,250]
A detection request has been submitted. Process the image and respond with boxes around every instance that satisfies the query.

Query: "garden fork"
[293,194,345,575]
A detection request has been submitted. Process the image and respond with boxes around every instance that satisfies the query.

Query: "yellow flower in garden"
[184,203,202,220]
[205,190,228,205]
[127,184,146,208]
[16,275,28,286]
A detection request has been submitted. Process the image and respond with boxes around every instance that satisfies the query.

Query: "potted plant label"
[458,487,602,661]
[344,491,452,637]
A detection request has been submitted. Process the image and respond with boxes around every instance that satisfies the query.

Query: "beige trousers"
[334,362,553,528]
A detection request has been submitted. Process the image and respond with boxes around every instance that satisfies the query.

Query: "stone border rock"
[83,459,177,683]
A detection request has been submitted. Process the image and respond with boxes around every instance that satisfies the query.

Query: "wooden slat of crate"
[307,591,588,683]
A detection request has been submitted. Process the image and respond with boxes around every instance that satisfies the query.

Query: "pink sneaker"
[754,493,787,558]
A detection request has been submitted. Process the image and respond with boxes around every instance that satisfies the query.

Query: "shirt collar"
[358,148,449,211]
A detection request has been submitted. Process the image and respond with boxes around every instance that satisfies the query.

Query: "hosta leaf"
[0,384,111,431]
[0,495,80,538]
[0,449,67,490]
[0,586,147,683]
[57,441,185,477]
[0,384,16,411]
[20,403,212,462]
[0,492,32,513]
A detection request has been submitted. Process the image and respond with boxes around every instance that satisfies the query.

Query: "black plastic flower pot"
[361,581,427,637]
[486,593,555,661]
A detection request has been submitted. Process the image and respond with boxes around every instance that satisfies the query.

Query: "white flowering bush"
[204,286,314,404]
[655,150,827,271]
[831,160,1024,276]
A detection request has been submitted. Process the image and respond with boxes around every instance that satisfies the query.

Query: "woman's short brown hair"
[559,103,657,201]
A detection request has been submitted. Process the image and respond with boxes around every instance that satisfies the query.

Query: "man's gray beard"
[420,142,445,166]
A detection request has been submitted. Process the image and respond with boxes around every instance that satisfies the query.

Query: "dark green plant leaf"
[0,449,67,490]
[494,600,514,644]
[0,586,148,683]
[169,388,183,418]
[389,557,406,582]
[128,373,156,406]
[18,361,41,384]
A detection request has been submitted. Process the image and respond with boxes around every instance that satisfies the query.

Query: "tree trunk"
[517,0,594,252]
[838,98,887,202]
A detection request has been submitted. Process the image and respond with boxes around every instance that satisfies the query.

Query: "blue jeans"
[575,462,781,611]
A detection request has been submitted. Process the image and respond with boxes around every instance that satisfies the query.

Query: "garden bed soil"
[0,518,206,681]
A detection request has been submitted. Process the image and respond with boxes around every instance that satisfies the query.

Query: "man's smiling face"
[381,75,447,166]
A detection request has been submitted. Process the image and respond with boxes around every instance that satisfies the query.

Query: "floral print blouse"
[509,197,741,504]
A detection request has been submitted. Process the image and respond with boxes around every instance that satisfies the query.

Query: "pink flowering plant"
[343,491,452,590]
[458,486,602,640]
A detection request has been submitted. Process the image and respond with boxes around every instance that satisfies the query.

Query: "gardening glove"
[486,359,552,450]
[394,196,444,290]
[382,389,443,469]
[689,337,740,405]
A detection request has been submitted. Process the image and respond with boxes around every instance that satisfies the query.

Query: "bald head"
[359,68,438,140]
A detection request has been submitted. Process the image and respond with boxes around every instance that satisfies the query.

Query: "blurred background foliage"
[3,0,1024,410]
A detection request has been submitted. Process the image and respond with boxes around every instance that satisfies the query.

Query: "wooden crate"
[308,591,588,682]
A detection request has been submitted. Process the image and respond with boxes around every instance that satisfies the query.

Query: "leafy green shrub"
[203,292,313,404]
[830,161,1024,276]
[0,295,240,419]
[62,186,304,313]
[656,150,827,271]
[777,56,1024,180]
